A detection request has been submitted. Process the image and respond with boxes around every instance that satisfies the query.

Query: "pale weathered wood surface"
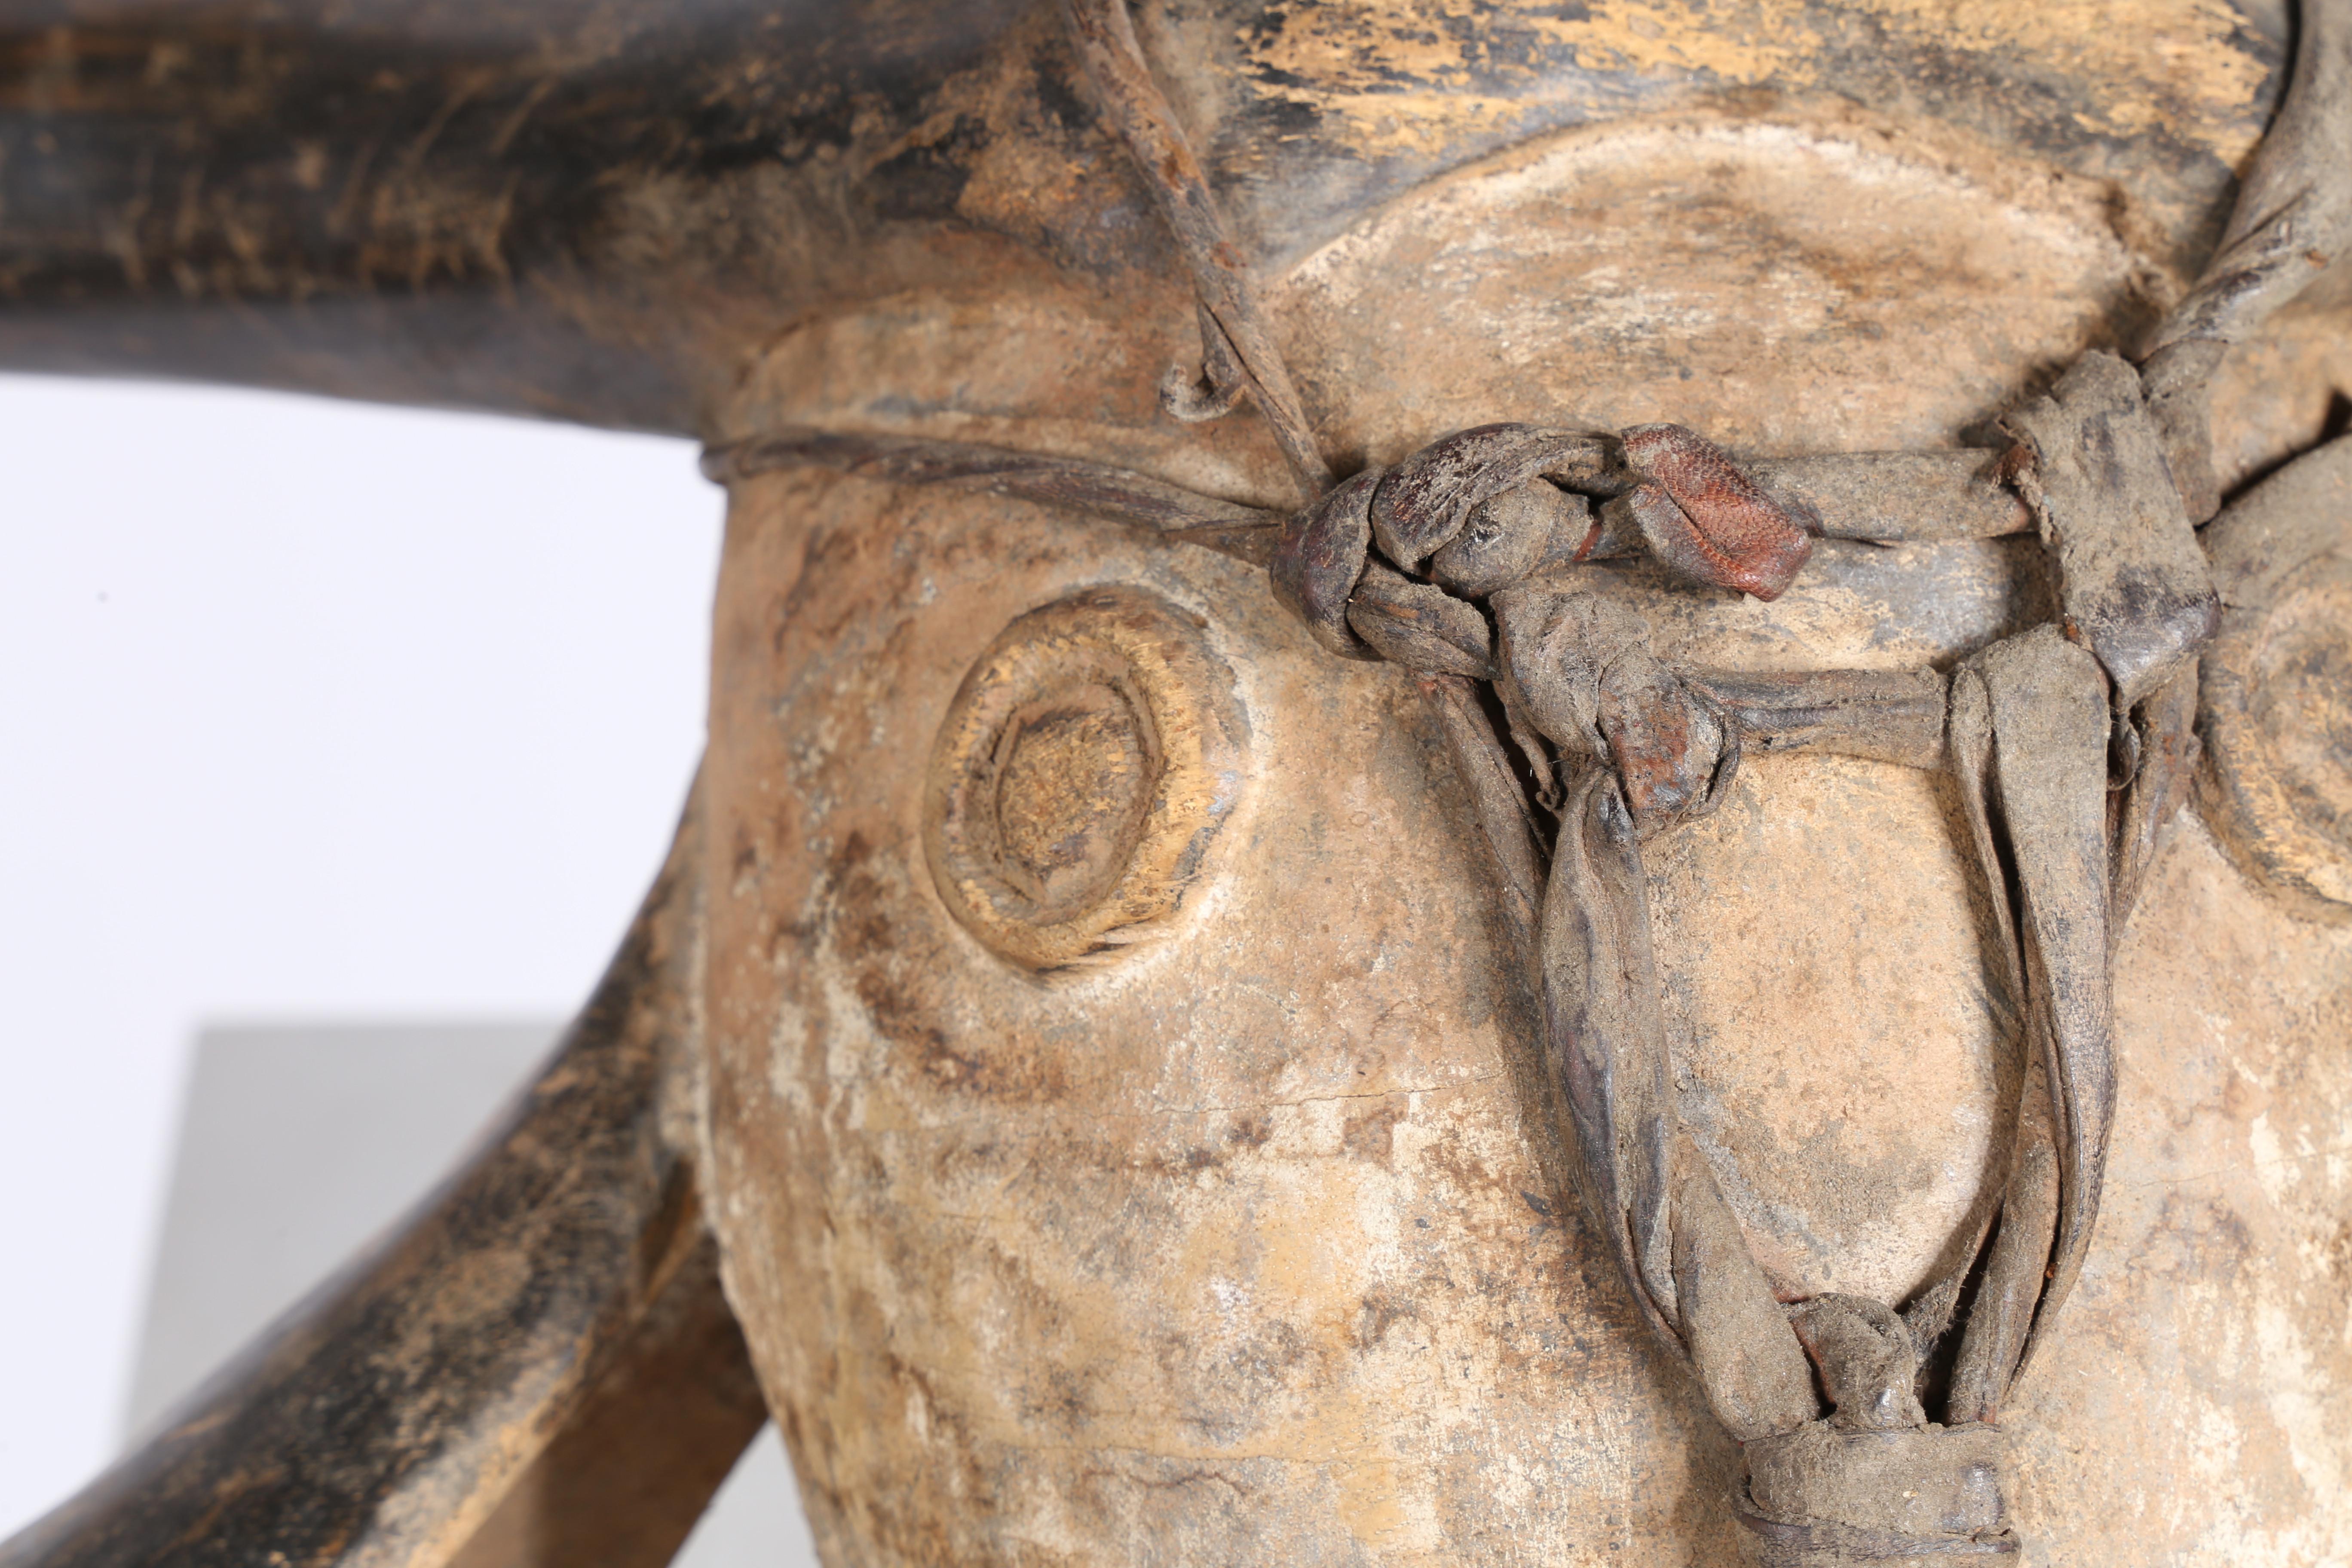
[5,0,2351,1562]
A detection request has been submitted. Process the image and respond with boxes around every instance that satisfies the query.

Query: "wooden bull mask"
[5,0,2352,1562]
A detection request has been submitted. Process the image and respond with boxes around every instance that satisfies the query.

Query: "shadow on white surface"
[131,1023,818,1568]
[0,375,720,1539]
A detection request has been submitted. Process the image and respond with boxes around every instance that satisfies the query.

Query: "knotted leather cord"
[705,3,2344,1556]
[1060,0,1335,501]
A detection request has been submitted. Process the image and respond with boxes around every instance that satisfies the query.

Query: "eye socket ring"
[2199,437,2352,924]
[923,586,1246,973]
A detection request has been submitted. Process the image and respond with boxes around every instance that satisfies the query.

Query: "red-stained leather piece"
[1621,424,1815,600]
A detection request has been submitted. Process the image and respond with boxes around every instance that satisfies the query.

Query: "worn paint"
[4,0,2348,1562]
[1238,0,2269,162]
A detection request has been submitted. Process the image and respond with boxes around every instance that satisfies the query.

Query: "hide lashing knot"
[1268,421,1807,836]
[1269,421,1816,674]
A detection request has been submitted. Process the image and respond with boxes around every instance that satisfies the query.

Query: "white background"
[0,374,724,1541]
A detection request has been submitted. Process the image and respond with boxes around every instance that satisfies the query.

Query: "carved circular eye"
[2200,438,2352,922]
[924,586,1245,972]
